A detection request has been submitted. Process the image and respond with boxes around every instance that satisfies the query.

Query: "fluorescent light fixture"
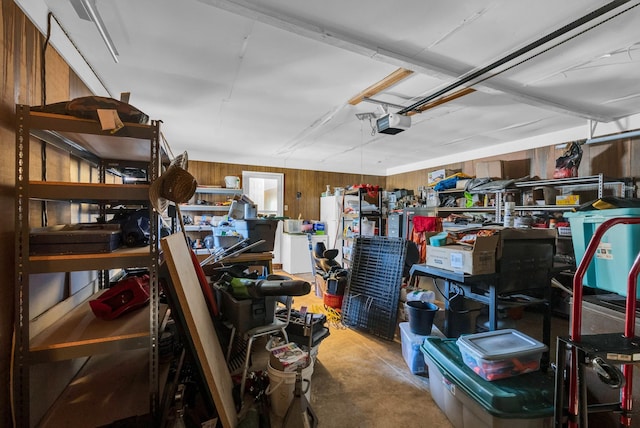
[71,0,119,63]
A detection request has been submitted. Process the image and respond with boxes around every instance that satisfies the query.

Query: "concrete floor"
[244,273,454,428]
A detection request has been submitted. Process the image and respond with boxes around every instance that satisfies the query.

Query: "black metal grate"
[341,236,407,340]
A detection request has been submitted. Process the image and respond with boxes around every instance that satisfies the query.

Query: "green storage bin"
[565,208,640,298]
[421,337,553,427]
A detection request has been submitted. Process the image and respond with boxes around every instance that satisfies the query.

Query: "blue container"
[565,208,640,298]
[399,322,428,374]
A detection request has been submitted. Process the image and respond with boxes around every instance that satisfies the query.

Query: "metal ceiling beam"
[197,0,629,122]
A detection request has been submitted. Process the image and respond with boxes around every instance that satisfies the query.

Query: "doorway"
[242,171,284,217]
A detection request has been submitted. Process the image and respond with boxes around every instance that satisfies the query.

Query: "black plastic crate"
[216,287,275,334]
[29,223,121,255]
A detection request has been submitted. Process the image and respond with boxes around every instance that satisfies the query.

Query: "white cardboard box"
[269,342,309,372]
[428,168,459,185]
[425,234,499,275]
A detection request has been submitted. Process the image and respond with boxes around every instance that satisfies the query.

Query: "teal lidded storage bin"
[565,208,640,298]
[421,337,553,428]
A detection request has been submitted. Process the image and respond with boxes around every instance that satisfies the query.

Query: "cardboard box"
[556,194,580,205]
[475,160,504,179]
[269,342,309,372]
[426,234,499,275]
[428,168,458,185]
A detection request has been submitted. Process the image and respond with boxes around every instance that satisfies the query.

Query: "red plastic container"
[323,292,343,309]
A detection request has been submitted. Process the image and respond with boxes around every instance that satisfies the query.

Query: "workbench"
[409,263,553,369]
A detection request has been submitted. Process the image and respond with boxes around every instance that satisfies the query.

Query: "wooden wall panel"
[388,138,640,196]
[1,4,93,425]
[189,161,386,220]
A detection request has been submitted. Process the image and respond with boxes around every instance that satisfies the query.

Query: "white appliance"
[281,233,328,274]
[320,194,357,264]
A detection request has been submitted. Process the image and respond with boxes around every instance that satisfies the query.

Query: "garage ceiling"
[16,0,640,175]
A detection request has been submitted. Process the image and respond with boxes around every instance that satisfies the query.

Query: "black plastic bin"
[234,219,278,252]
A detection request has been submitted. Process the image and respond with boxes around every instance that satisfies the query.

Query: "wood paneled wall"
[1,4,93,425]
[387,138,640,195]
[189,160,386,220]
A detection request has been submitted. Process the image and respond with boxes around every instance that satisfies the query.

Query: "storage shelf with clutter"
[13,102,167,426]
[178,187,263,254]
[340,185,385,267]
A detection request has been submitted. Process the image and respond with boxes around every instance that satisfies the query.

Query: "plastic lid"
[457,329,547,360]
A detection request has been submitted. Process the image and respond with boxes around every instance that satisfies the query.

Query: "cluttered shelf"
[14,102,164,427]
[23,107,164,164]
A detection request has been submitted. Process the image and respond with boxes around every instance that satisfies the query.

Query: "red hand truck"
[555,217,640,427]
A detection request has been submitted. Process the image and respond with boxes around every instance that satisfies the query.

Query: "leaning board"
[161,234,237,428]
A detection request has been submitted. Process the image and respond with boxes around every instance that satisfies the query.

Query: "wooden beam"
[348,68,414,105]
[406,87,476,116]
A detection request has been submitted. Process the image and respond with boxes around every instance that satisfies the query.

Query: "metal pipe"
[584,129,640,145]
[80,0,119,63]
[398,0,632,115]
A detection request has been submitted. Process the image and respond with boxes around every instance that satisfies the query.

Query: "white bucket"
[224,175,240,189]
[266,358,314,418]
[361,219,375,236]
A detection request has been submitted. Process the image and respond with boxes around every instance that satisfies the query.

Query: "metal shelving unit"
[341,187,384,266]
[436,175,633,224]
[13,105,164,427]
[512,174,633,213]
[178,186,242,254]
[436,188,501,213]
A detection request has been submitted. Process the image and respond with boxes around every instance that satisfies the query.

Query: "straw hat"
[149,151,197,213]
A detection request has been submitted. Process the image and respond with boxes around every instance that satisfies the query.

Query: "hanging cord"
[41,13,53,106]
[41,143,47,226]
[40,12,113,101]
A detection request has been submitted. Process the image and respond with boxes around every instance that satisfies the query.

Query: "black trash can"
[405,301,438,335]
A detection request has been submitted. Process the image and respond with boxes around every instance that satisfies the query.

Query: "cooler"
[565,208,640,298]
[421,337,554,428]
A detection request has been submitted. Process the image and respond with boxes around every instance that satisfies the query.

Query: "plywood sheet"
[160,234,237,428]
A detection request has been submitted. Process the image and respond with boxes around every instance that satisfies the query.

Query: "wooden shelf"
[28,181,150,202]
[25,109,160,163]
[29,292,168,362]
[29,246,153,274]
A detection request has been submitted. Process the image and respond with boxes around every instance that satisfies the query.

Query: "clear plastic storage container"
[457,329,547,381]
